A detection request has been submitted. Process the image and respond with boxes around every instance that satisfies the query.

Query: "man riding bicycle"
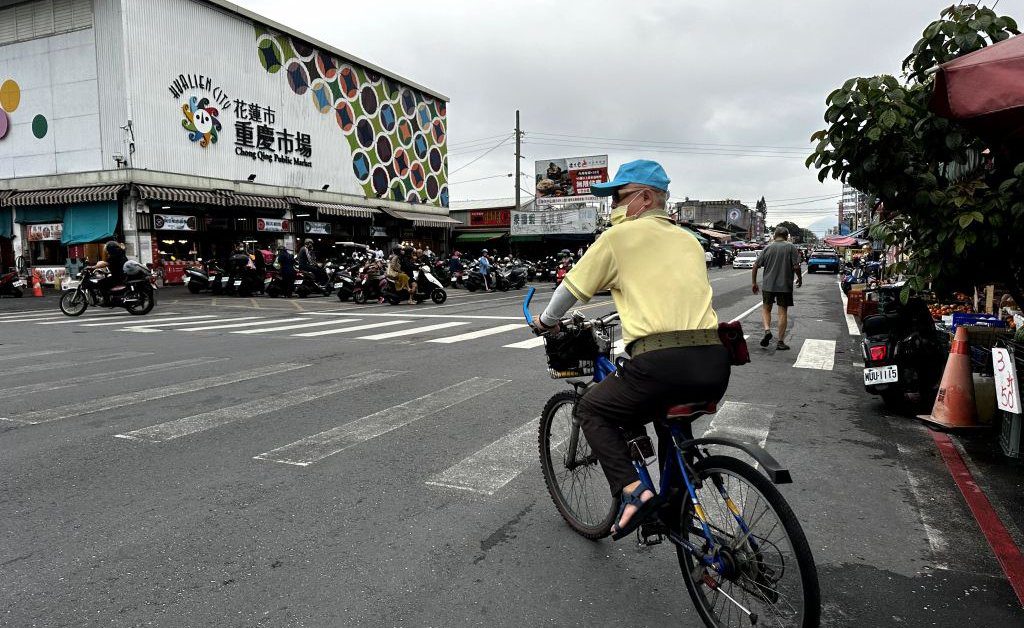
[533,160,731,540]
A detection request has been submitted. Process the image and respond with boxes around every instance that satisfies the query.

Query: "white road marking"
[0,363,307,425]
[310,311,522,321]
[355,321,468,340]
[896,444,949,561]
[730,301,763,324]
[703,401,774,448]
[0,357,228,400]
[426,323,525,344]
[0,315,66,324]
[121,316,260,330]
[838,285,860,335]
[232,318,360,334]
[0,312,61,322]
[179,317,309,332]
[35,311,181,325]
[0,349,64,362]
[426,417,540,495]
[116,370,401,443]
[0,310,53,319]
[0,351,151,378]
[793,339,836,370]
[291,320,411,338]
[503,336,546,349]
[254,377,508,466]
[80,314,218,327]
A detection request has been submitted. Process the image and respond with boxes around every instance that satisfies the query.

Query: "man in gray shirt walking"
[751,226,802,350]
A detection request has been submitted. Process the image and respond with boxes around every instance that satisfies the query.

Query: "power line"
[521,140,803,159]
[529,131,808,153]
[447,132,514,148]
[449,136,513,176]
[449,173,513,184]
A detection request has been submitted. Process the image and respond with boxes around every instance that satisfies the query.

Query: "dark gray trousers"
[576,344,731,495]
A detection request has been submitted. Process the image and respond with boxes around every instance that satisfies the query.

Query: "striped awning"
[136,185,226,206]
[380,207,461,228]
[298,202,377,218]
[4,185,123,206]
[230,194,290,209]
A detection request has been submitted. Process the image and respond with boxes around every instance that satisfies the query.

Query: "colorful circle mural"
[0,79,20,112]
[0,110,9,140]
[254,27,447,205]
[32,114,48,139]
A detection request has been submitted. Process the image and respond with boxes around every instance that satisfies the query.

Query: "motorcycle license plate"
[221,277,229,284]
[61,280,78,290]
[863,365,898,385]
[334,282,345,289]
[233,280,242,286]
[294,279,303,285]
[13,280,26,288]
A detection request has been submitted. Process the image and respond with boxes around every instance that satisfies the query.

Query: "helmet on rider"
[104,240,120,254]
[392,246,403,255]
[304,239,314,247]
[481,248,489,255]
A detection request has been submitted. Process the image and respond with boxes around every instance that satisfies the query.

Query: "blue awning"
[62,202,119,245]
[15,206,65,223]
[0,208,12,238]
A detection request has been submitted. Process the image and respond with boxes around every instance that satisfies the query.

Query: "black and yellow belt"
[627,329,721,357]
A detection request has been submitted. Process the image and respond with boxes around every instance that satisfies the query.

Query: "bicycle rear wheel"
[675,455,820,628]
[538,390,617,540]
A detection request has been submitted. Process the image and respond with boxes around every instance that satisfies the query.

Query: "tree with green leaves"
[807,3,1024,305]
[777,220,804,243]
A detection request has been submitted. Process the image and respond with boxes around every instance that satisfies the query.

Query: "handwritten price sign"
[992,348,1021,414]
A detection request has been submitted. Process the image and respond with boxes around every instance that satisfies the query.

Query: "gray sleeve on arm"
[540,283,578,326]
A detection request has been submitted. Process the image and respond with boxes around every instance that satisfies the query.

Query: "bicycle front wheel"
[538,390,617,540]
[676,455,820,628]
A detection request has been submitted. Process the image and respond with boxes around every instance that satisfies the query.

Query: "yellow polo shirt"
[562,213,718,345]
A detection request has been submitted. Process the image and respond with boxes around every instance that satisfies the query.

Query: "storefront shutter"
[15,206,65,224]
[61,202,118,245]
[0,208,12,238]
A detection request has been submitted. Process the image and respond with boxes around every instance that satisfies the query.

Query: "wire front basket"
[543,321,617,379]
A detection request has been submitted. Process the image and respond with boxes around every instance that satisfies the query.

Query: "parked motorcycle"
[59,263,156,317]
[0,270,26,297]
[464,266,492,292]
[332,265,358,302]
[352,270,384,304]
[183,260,225,294]
[861,285,946,410]
[381,265,447,305]
[294,266,334,298]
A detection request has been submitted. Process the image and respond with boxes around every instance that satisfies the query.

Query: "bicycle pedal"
[636,521,667,546]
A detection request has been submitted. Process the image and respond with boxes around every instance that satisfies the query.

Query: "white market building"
[0,0,455,283]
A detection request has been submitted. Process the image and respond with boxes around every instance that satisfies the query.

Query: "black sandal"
[611,483,659,540]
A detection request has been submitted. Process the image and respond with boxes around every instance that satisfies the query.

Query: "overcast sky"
[236,1,1024,234]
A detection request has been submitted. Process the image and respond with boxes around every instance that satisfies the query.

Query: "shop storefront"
[0,194,13,271]
[378,208,461,254]
[295,202,378,259]
[6,186,123,284]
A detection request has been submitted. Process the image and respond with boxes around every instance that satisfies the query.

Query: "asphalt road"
[1,266,1021,627]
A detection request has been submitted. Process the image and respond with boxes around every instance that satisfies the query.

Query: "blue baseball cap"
[590,159,671,196]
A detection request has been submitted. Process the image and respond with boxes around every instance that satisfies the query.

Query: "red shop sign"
[469,210,510,227]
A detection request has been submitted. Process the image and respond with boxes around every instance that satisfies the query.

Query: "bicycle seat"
[665,401,718,421]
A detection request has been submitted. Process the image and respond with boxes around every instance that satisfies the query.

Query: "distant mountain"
[807,216,836,235]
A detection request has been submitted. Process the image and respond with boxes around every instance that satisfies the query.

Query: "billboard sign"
[535,155,608,206]
[27,223,63,241]
[257,218,289,232]
[154,214,197,231]
[511,208,598,235]
[303,221,331,235]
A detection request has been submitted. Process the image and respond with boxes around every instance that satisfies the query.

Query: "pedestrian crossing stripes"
[355,321,468,340]
[426,323,524,344]
[425,417,539,495]
[179,318,304,332]
[254,376,508,466]
[0,349,64,362]
[0,363,307,425]
[124,316,261,330]
[35,311,183,325]
[291,320,410,337]
[81,314,217,327]
[0,351,152,378]
[0,357,228,400]
[116,370,401,443]
[503,336,545,349]
[793,339,837,370]
[232,318,360,334]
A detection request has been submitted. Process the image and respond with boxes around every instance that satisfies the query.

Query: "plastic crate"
[951,313,1005,332]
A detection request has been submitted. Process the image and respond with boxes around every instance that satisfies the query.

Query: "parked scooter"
[861,284,946,410]
[183,260,225,294]
[464,266,492,292]
[0,270,26,297]
[332,265,358,302]
[352,269,384,304]
[59,263,157,317]
[381,265,447,305]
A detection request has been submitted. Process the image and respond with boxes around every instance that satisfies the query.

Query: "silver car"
[732,250,759,269]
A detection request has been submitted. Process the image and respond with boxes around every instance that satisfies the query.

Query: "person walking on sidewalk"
[751,226,802,350]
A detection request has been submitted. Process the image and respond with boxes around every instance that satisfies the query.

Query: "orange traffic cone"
[918,326,980,430]
[31,270,43,297]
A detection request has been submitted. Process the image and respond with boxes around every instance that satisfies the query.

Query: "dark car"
[807,251,840,274]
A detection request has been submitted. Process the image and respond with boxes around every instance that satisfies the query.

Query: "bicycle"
[521,287,820,627]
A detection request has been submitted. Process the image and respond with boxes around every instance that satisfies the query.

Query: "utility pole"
[514,110,521,212]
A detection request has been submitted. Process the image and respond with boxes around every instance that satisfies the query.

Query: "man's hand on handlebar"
[531,319,561,336]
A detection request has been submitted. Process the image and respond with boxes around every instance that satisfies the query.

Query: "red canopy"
[823,235,858,247]
[931,34,1024,141]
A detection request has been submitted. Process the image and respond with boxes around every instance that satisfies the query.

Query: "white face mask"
[609,206,627,226]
